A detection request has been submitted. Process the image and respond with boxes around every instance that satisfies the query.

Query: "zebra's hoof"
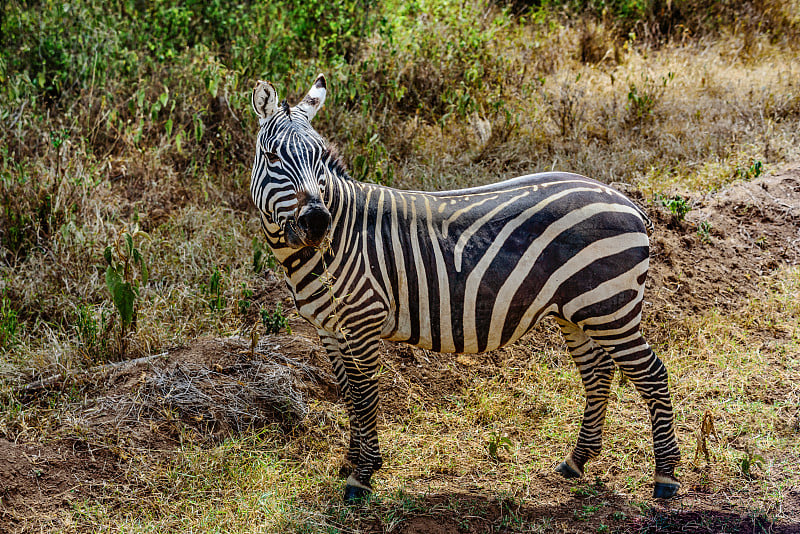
[555,460,582,479]
[653,482,680,499]
[344,484,372,503]
[344,474,372,503]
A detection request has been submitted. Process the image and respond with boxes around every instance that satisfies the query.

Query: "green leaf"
[124,233,133,256]
[208,75,220,98]
[106,266,135,327]
[103,246,113,266]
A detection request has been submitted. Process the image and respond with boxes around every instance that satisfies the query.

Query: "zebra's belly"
[383,310,548,354]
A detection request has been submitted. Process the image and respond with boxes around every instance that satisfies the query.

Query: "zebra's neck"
[275,167,403,334]
[279,167,382,286]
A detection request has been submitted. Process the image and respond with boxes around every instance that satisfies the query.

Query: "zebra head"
[251,74,331,249]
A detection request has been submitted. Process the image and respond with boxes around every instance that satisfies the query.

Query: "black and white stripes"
[249,75,681,501]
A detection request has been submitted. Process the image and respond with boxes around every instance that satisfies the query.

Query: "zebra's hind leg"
[584,324,681,499]
[554,318,616,480]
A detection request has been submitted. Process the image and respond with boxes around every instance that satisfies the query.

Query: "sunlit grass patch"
[56,267,800,531]
[652,267,800,510]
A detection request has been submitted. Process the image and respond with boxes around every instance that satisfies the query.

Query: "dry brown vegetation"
[1,0,800,532]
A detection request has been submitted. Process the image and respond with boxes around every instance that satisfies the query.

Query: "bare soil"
[2,167,799,533]
[643,167,800,319]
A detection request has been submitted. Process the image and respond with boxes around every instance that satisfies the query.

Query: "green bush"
[657,193,691,221]
[261,303,291,335]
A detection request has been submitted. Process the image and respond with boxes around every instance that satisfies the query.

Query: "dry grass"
[386,35,800,196]
[47,267,799,533]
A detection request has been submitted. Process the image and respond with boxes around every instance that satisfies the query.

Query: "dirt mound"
[644,166,800,319]
[1,337,331,533]
[96,336,331,443]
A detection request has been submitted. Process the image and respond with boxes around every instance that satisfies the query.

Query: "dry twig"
[694,409,719,465]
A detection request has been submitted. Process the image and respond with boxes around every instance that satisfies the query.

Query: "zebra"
[249,74,681,502]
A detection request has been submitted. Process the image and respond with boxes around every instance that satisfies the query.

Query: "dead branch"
[19,352,170,393]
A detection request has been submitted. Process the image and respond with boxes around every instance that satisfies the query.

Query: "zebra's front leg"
[340,334,384,502]
[319,332,361,477]
[555,319,616,480]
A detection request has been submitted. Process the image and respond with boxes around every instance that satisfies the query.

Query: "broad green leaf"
[106,266,135,327]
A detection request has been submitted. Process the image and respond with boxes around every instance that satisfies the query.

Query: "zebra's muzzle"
[292,202,331,248]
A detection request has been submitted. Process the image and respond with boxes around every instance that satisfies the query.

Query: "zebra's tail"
[632,201,654,235]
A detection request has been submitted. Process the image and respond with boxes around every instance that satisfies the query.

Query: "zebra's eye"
[266,151,280,164]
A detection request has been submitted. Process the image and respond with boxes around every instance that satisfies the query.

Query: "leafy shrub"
[261,303,291,335]
[104,231,149,357]
[360,0,515,123]
[736,160,763,181]
[657,193,691,221]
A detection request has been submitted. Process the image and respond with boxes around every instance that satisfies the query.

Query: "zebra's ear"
[296,74,326,121]
[252,80,279,120]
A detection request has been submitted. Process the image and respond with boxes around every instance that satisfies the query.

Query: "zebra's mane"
[324,143,354,182]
